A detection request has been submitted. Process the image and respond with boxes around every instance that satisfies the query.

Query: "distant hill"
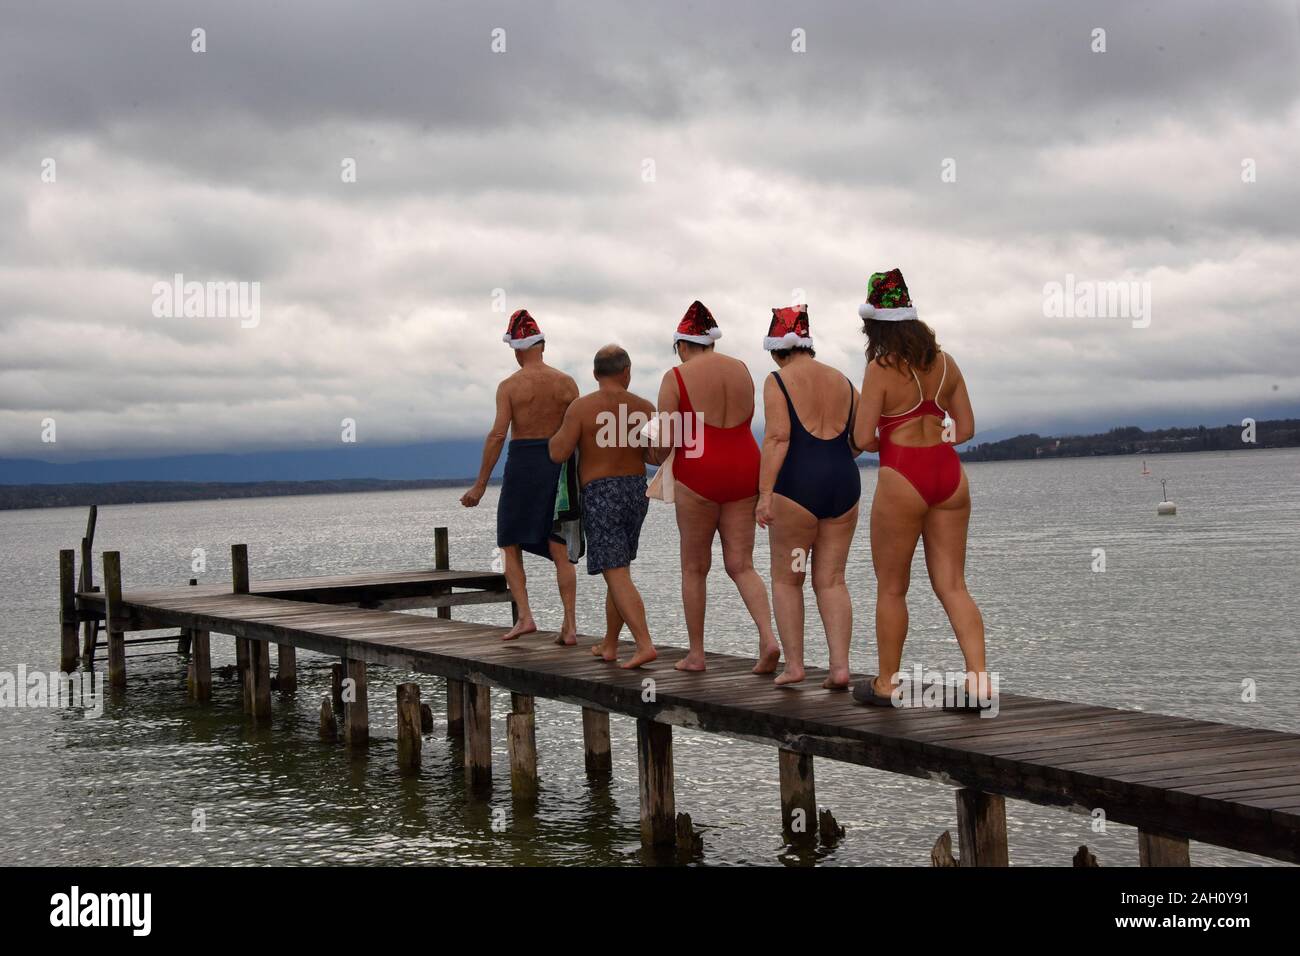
[961,419,1300,462]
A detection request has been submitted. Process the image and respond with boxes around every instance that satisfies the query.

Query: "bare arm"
[945,360,975,445]
[853,362,883,454]
[755,374,790,528]
[461,382,511,507]
[548,400,582,464]
[646,370,681,466]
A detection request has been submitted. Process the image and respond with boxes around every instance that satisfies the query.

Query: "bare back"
[877,351,967,448]
[571,388,656,486]
[773,356,855,439]
[504,364,579,439]
[663,351,755,428]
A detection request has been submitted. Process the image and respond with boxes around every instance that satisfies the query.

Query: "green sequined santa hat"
[858,268,918,322]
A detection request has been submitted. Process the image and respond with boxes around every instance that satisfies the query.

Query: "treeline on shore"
[960,419,1300,462]
[0,478,484,511]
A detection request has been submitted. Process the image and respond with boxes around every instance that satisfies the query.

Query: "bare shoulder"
[628,390,656,416]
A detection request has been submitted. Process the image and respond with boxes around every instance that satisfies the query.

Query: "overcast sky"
[3,0,1298,461]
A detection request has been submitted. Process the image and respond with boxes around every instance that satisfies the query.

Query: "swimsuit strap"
[771,372,808,437]
[840,376,855,439]
[672,366,694,415]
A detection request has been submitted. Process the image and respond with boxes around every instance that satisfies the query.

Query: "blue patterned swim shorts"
[581,474,649,575]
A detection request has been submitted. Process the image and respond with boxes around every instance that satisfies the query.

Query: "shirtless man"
[548,345,658,669]
[461,309,580,643]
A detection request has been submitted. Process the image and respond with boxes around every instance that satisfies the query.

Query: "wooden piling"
[176,629,193,656]
[231,544,249,594]
[237,639,253,713]
[582,707,612,777]
[396,682,422,773]
[636,717,675,848]
[435,526,451,620]
[319,695,336,740]
[102,551,126,689]
[446,677,465,738]
[276,643,297,693]
[956,788,1009,867]
[79,537,96,663]
[188,629,211,703]
[331,661,345,711]
[1138,829,1190,866]
[250,640,272,721]
[464,682,492,789]
[344,658,368,749]
[59,549,78,673]
[778,748,817,846]
[507,710,538,799]
[420,703,434,734]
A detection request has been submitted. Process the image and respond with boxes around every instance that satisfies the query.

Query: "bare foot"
[553,623,578,647]
[774,665,805,686]
[621,644,658,669]
[590,642,617,662]
[502,617,538,641]
[752,640,781,675]
[675,652,707,672]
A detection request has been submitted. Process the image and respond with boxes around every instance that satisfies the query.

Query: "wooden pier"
[57,527,1300,865]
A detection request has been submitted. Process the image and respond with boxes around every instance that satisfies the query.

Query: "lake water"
[1,448,1297,866]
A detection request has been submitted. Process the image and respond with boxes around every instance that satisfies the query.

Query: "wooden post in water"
[331,661,345,711]
[446,679,465,739]
[778,749,817,846]
[463,682,492,790]
[636,718,675,848]
[250,640,272,721]
[396,682,422,773]
[956,788,1009,867]
[79,538,97,664]
[102,551,126,689]
[1138,829,1190,866]
[231,543,249,594]
[276,644,297,693]
[507,693,538,799]
[176,579,198,655]
[59,549,78,673]
[231,545,253,713]
[582,708,612,777]
[236,639,253,713]
[188,630,211,703]
[344,658,368,749]
[319,696,337,741]
[434,526,451,620]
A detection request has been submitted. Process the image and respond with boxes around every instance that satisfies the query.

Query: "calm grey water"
[2,448,1297,866]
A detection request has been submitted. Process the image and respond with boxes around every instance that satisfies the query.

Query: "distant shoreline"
[1,441,1295,512]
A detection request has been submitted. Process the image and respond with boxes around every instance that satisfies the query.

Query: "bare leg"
[592,586,621,661]
[768,494,818,686]
[501,545,538,640]
[549,538,578,645]
[869,469,926,694]
[719,495,779,673]
[921,471,987,696]
[810,503,860,689]
[602,566,656,669]
[674,486,719,671]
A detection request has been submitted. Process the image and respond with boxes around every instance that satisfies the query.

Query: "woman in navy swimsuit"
[756,305,862,689]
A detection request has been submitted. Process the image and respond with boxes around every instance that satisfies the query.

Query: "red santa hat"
[502,309,545,349]
[673,300,722,347]
[763,304,813,351]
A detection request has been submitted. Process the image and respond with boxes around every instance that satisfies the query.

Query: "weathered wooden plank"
[1138,829,1190,866]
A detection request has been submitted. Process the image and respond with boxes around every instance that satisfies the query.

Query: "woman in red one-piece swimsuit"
[849,270,991,709]
[657,302,780,674]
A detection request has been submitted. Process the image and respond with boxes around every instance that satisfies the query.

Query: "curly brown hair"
[863,318,939,373]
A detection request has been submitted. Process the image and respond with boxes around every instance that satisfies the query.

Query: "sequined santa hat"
[763,304,813,351]
[857,268,918,322]
[672,300,722,347]
[502,309,544,349]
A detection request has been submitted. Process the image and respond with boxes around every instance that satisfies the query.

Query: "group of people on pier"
[460,269,989,706]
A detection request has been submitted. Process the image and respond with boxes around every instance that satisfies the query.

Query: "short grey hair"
[593,344,631,378]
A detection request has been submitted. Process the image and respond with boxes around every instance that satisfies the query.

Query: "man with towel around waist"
[461,309,581,643]
[548,345,659,669]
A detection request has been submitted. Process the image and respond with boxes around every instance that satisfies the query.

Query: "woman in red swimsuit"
[849,270,990,708]
[657,301,779,674]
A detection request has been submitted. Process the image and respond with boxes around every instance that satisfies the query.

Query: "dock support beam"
[187,629,211,703]
[250,641,272,721]
[237,639,253,713]
[582,708,612,777]
[435,526,451,620]
[778,749,817,846]
[344,658,368,749]
[507,693,538,799]
[103,551,126,689]
[446,678,465,738]
[78,506,98,664]
[636,718,675,848]
[396,682,422,773]
[59,550,78,673]
[276,644,297,693]
[956,788,1009,867]
[1138,829,1190,866]
[464,682,492,790]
